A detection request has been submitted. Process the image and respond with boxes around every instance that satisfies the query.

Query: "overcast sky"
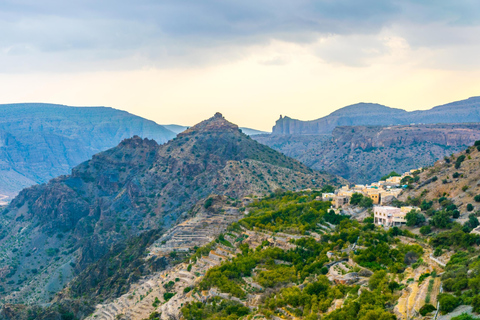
[1,0,480,130]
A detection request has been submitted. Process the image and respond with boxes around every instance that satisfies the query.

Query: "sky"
[1,1,480,131]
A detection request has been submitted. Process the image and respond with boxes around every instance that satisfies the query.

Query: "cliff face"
[0,113,341,305]
[332,124,480,149]
[255,123,480,184]
[0,103,176,199]
[272,97,480,134]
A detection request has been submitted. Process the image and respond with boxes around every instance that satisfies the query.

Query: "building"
[322,193,335,202]
[385,176,402,185]
[374,206,407,227]
[334,196,350,209]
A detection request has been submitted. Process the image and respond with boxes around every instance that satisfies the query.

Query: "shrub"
[474,195,480,202]
[164,292,176,301]
[439,293,460,314]
[453,172,460,179]
[420,225,432,235]
[419,304,436,316]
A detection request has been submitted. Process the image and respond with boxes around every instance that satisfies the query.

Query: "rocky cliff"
[255,123,480,183]
[0,103,176,199]
[272,96,480,134]
[0,113,341,306]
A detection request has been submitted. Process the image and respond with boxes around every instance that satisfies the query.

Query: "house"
[373,206,407,227]
[385,176,402,185]
[322,193,335,202]
[334,195,350,209]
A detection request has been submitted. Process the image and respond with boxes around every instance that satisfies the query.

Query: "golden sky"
[1,1,479,131]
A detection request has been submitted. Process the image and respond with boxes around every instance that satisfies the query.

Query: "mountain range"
[272,96,480,134]
[0,103,176,200]
[0,104,268,202]
[0,113,339,306]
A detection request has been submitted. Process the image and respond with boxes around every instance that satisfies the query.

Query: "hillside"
[0,113,341,306]
[272,96,480,134]
[255,123,480,183]
[399,139,480,216]
[0,103,176,200]
[5,191,450,320]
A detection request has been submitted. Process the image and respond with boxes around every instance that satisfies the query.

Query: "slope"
[399,139,480,216]
[0,103,176,199]
[0,112,341,306]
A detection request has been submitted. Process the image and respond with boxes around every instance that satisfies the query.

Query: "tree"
[380,171,401,181]
[467,204,474,212]
[359,197,374,208]
[430,211,451,229]
[419,304,436,316]
[350,193,364,205]
[466,214,480,230]
[405,210,425,227]
[474,195,480,202]
[420,225,432,235]
[472,295,480,313]
[439,294,460,314]
[369,270,387,290]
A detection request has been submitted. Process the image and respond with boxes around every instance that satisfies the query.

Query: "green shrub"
[164,292,176,301]
[419,304,436,316]
[439,293,460,314]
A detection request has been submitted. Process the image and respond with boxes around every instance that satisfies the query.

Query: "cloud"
[0,0,479,72]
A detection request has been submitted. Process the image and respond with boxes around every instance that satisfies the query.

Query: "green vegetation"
[181,191,429,320]
[349,193,373,208]
[182,297,250,320]
[419,303,436,316]
[380,171,401,181]
[405,210,426,226]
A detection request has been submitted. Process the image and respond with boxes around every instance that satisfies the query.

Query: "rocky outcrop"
[272,96,480,135]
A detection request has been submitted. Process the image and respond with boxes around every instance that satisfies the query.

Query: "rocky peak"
[179,112,239,136]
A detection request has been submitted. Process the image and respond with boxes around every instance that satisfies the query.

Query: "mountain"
[0,103,176,200]
[272,96,480,134]
[0,112,341,306]
[255,123,480,183]
[163,124,268,136]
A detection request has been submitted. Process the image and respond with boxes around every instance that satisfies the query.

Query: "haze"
[1,0,480,130]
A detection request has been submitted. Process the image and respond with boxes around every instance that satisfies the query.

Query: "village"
[321,169,423,228]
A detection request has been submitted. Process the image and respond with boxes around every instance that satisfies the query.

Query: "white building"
[374,206,407,227]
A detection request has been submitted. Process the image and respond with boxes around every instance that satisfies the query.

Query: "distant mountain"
[163,124,268,136]
[0,103,176,199]
[0,113,341,305]
[272,96,480,134]
[255,123,480,183]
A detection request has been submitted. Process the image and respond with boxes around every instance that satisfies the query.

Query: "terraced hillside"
[3,191,450,320]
